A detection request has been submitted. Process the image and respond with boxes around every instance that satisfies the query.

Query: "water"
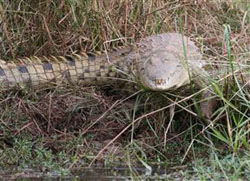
[0,166,186,180]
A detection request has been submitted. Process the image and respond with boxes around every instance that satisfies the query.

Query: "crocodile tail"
[0,46,133,87]
[0,53,114,87]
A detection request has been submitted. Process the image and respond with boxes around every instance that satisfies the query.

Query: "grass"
[0,0,250,180]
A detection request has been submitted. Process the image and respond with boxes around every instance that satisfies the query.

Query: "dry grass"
[0,0,250,174]
[1,0,248,58]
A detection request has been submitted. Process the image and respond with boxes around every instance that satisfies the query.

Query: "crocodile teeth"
[154,79,166,85]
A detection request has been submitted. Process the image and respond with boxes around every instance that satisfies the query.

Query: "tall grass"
[0,0,249,179]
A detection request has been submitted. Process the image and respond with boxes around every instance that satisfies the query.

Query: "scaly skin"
[0,47,133,87]
[0,33,203,90]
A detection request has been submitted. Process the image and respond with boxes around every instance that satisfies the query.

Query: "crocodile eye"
[148,38,153,42]
[161,58,169,62]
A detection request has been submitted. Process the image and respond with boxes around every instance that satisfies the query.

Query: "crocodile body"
[0,33,203,91]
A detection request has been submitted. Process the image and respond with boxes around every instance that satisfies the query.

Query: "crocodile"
[0,33,205,91]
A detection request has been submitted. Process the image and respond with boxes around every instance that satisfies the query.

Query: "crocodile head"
[138,50,191,91]
[135,33,203,91]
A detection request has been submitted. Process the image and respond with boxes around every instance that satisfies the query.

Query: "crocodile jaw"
[136,49,193,91]
[139,63,191,91]
[140,75,191,91]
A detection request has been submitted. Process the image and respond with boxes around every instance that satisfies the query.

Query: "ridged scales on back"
[0,47,133,87]
[0,33,204,91]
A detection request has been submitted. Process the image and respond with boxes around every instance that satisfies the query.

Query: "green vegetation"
[0,0,250,180]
